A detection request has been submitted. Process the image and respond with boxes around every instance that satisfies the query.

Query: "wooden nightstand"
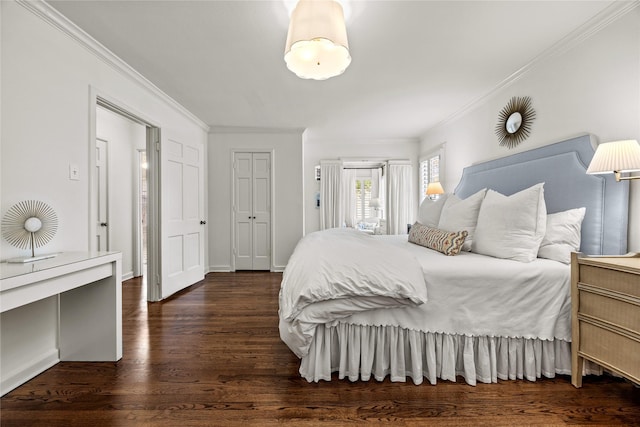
[571,252,640,388]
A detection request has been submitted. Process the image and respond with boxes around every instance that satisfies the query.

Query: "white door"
[95,138,109,251]
[234,152,271,270]
[160,134,205,298]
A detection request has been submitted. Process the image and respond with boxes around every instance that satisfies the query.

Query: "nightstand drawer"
[579,265,640,298]
[579,290,640,332]
[579,321,640,382]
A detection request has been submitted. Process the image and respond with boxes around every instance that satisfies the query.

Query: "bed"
[279,134,629,385]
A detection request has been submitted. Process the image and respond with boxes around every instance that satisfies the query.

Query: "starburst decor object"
[495,96,536,149]
[2,200,59,262]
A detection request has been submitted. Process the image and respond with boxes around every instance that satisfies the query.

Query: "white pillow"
[418,193,449,227]
[472,183,547,262]
[437,189,486,251]
[538,207,586,264]
[361,222,378,231]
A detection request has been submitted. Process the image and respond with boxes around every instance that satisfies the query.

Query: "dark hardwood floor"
[1,272,638,426]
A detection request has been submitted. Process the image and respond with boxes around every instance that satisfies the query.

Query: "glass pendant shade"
[284,0,351,80]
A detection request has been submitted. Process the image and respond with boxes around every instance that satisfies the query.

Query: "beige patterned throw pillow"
[408,222,468,256]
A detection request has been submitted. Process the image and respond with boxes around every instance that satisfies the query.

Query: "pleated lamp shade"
[284,0,351,80]
[586,140,640,175]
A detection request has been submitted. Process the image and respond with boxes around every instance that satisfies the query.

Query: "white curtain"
[320,161,343,229]
[387,162,414,235]
[342,169,357,228]
[371,167,385,219]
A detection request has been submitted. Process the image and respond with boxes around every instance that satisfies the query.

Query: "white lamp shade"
[369,198,381,208]
[284,0,351,80]
[426,182,445,196]
[586,140,640,174]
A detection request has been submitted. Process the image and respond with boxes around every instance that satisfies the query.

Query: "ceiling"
[48,0,616,141]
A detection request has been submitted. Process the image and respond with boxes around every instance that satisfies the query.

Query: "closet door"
[233,152,271,270]
[251,153,271,270]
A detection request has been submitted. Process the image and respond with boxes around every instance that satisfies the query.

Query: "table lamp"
[586,139,640,181]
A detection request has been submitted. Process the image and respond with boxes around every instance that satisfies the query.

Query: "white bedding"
[279,228,428,357]
[280,232,571,361]
[341,235,571,341]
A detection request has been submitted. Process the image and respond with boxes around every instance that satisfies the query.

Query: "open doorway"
[91,94,162,302]
[96,105,146,282]
[90,89,206,302]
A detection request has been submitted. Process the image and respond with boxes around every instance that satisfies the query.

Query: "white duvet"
[279,231,571,360]
[279,228,428,357]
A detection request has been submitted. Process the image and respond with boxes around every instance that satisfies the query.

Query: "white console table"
[0,251,122,396]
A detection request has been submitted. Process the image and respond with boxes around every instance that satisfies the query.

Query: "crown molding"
[430,1,640,132]
[209,125,305,135]
[17,0,210,132]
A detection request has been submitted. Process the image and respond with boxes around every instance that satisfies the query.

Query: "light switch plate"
[69,164,80,180]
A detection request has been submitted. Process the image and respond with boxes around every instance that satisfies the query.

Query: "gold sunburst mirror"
[495,96,536,149]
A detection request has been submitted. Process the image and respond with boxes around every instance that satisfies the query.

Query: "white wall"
[420,7,640,252]
[303,137,420,235]
[1,1,208,260]
[0,1,208,389]
[208,130,303,271]
[96,107,146,279]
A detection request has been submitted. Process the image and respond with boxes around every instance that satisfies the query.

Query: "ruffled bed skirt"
[299,323,601,386]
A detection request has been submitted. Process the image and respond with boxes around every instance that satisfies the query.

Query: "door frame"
[89,87,162,301]
[230,149,275,271]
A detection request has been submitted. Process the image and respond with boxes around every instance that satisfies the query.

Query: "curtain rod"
[343,165,385,170]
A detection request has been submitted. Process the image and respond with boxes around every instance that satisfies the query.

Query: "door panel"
[233,152,271,270]
[252,153,271,270]
[234,153,253,270]
[166,160,183,221]
[184,164,199,220]
[184,232,200,270]
[160,136,204,298]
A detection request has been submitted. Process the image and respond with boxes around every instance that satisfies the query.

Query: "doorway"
[91,91,206,302]
[91,95,161,302]
[232,151,272,270]
[95,105,147,282]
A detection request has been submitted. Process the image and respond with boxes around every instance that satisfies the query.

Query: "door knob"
[100,222,108,227]
[200,220,207,225]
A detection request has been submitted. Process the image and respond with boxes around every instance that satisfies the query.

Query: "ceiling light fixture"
[284,0,351,80]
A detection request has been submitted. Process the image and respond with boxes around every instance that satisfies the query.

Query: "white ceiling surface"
[48,1,615,141]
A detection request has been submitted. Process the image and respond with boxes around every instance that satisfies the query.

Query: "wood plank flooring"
[1,272,639,426]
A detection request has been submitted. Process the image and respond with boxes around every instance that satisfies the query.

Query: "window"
[420,153,440,203]
[355,178,372,221]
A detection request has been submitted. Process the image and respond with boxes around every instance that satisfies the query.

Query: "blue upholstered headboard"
[454,134,629,255]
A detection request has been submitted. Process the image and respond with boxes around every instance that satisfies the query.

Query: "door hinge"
[155,141,160,151]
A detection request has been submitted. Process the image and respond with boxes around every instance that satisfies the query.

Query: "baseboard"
[122,271,134,281]
[1,348,59,396]
[208,266,232,273]
[206,266,286,273]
